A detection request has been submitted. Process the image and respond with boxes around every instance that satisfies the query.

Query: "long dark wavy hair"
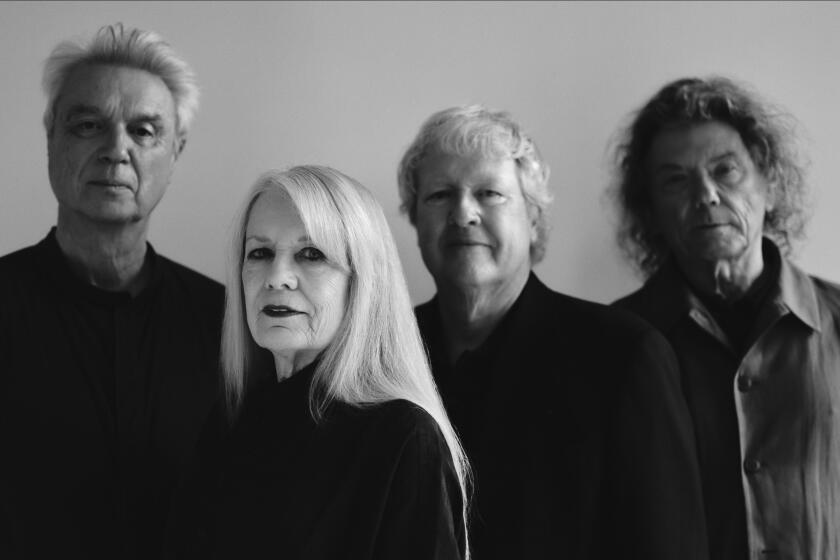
[611,76,809,277]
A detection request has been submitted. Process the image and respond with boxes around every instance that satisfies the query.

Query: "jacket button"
[744,459,763,474]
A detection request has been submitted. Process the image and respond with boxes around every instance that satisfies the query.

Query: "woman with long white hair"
[167,165,469,559]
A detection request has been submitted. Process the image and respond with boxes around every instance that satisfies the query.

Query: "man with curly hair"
[612,76,840,560]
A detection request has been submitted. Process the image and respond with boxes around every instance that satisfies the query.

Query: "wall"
[1,1,838,304]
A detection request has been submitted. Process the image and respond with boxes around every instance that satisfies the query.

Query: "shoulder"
[334,399,447,456]
[613,276,666,318]
[779,256,840,329]
[810,273,840,302]
[154,256,225,337]
[156,256,224,315]
[613,283,648,313]
[524,280,678,392]
[0,242,38,264]
[528,277,658,347]
[0,242,40,275]
[809,274,840,318]
[0,242,44,298]
[365,400,442,440]
[157,255,224,299]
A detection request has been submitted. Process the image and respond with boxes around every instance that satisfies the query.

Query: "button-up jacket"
[616,239,840,560]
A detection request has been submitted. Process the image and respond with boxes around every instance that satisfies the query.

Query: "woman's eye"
[245,247,271,261]
[298,247,326,262]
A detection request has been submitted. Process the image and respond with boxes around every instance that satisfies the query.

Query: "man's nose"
[98,126,131,164]
[690,172,721,207]
[448,192,481,227]
[265,256,298,291]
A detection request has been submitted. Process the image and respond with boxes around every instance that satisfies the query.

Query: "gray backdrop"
[2,1,837,304]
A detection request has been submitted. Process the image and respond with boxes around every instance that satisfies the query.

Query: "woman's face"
[242,189,350,371]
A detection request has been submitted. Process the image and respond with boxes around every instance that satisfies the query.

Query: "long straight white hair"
[221,165,470,552]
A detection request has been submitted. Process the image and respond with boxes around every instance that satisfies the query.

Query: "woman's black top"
[166,362,465,560]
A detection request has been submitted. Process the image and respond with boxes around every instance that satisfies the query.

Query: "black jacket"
[416,273,709,560]
[0,229,224,559]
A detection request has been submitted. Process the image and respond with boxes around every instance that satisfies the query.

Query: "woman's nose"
[265,256,298,290]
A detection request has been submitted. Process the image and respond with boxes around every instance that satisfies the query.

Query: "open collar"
[38,227,163,306]
[636,238,821,337]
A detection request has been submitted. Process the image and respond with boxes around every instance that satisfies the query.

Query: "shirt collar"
[643,238,821,334]
[39,227,163,304]
[420,271,540,369]
[774,243,821,332]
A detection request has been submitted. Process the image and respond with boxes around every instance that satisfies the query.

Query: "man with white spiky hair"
[398,105,709,560]
[0,24,223,558]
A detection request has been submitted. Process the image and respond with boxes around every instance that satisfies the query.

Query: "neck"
[676,244,764,302]
[273,351,316,382]
[55,211,151,295]
[435,271,528,364]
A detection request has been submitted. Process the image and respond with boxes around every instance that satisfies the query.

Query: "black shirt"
[416,291,519,551]
[167,362,466,560]
[0,229,224,559]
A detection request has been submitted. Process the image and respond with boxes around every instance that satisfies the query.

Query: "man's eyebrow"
[62,106,166,124]
[62,104,101,119]
[132,112,166,124]
[709,150,739,163]
[653,162,684,174]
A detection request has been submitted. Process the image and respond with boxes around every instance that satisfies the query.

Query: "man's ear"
[764,177,778,213]
[530,215,539,244]
[527,204,539,244]
[174,136,187,160]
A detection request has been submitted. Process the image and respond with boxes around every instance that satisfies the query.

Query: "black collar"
[37,227,163,306]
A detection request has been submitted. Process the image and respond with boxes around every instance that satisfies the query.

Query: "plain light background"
[1,1,838,305]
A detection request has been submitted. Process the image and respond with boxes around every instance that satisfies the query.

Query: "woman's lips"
[262,305,302,318]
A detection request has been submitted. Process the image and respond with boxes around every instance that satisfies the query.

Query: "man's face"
[646,121,772,267]
[414,150,536,292]
[47,64,181,227]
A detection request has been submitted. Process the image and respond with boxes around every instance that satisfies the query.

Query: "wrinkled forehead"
[55,63,176,123]
[417,148,520,184]
[427,124,516,162]
[647,120,752,169]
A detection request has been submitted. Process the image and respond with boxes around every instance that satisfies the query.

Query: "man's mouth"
[262,305,302,318]
[695,223,729,231]
[446,238,489,247]
[89,180,131,189]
